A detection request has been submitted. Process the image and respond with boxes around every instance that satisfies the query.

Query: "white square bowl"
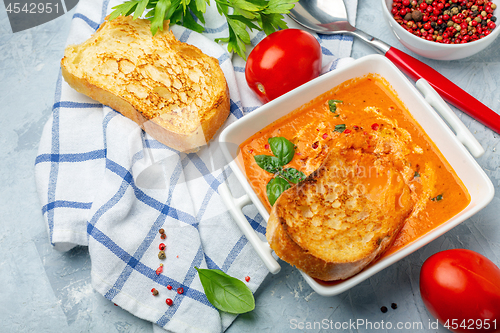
[218,54,494,296]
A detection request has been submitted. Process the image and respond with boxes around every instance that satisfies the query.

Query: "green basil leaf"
[281,168,306,184]
[195,267,255,314]
[254,155,282,173]
[431,194,443,201]
[266,176,291,206]
[328,99,342,113]
[268,137,295,166]
[414,171,420,178]
[334,124,346,133]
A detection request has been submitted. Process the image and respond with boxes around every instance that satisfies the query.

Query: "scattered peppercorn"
[159,228,165,234]
[245,276,251,282]
[159,243,166,251]
[166,298,173,306]
[177,287,184,294]
[390,0,497,43]
[391,303,398,309]
[156,264,163,275]
[160,233,166,240]
[381,306,388,313]
[151,288,159,296]
[167,285,173,290]
[158,250,166,259]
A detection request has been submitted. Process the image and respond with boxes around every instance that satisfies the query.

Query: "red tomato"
[420,249,500,333]
[245,29,322,103]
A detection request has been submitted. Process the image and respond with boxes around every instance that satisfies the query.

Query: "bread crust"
[267,211,397,281]
[60,16,230,152]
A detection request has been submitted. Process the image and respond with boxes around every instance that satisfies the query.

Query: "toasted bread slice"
[266,137,414,281]
[61,15,230,152]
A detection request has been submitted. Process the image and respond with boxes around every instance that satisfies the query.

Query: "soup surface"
[239,74,470,254]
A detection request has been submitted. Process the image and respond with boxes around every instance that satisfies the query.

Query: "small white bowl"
[219,55,494,296]
[380,0,500,60]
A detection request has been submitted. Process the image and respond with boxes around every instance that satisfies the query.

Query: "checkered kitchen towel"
[34,0,357,331]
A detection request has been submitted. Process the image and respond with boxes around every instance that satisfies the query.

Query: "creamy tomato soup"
[238,74,470,255]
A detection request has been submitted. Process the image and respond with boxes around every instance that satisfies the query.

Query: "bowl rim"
[379,0,500,49]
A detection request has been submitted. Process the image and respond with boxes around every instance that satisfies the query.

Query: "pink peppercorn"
[390,0,497,44]
[156,264,163,275]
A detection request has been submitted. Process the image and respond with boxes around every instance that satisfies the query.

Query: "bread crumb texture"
[268,130,415,280]
[61,16,230,151]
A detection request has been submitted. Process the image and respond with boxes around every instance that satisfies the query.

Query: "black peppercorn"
[391,303,398,309]
[381,306,388,313]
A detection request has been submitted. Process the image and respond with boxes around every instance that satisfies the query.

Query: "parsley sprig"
[109,0,298,59]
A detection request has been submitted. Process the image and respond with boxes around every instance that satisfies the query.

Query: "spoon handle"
[385,47,500,135]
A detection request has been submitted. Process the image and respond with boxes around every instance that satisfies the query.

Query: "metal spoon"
[289,0,500,135]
